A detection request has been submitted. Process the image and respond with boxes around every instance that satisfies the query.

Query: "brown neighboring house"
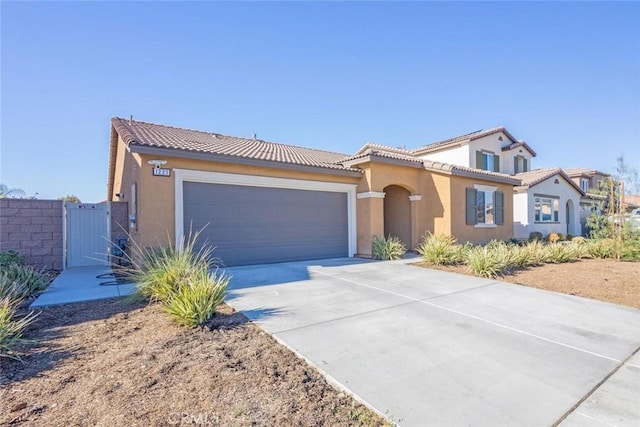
[107,117,519,266]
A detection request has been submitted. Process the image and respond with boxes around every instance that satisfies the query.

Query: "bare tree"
[0,184,26,199]
[615,154,640,194]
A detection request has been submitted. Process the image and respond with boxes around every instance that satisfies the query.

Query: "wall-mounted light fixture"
[147,159,168,168]
[115,192,125,199]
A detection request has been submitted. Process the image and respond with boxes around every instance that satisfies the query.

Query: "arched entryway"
[566,199,575,235]
[383,185,412,248]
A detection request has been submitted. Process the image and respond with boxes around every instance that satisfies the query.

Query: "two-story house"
[415,127,584,239]
[564,168,610,235]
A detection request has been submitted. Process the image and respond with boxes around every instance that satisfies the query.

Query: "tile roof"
[422,161,521,184]
[341,146,422,165]
[514,168,584,194]
[501,141,537,157]
[111,117,359,172]
[564,167,610,177]
[413,126,521,155]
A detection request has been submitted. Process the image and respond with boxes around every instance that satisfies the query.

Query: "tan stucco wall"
[383,185,412,247]
[449,176,515,244]
[116,149,361,249]
[110,139,516,256]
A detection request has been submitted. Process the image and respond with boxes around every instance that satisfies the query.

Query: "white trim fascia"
[174,169,358,257]
[408,195,422,201]
[474,184,497,193]
[357,191,386,199]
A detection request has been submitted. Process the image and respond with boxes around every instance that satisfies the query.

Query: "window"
[466,187,504,226]
[476,151,500,172]
[534,196,559,222]
[580,178,589,192]
[514,156,528,173]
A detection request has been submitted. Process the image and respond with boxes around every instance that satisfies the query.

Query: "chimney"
[129,115,133,125]
[253,133,257,140]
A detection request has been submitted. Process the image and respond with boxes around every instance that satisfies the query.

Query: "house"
[412,127,584,239]
[513,168,583,238]
[107,117,519,266]
[565,168,611,235]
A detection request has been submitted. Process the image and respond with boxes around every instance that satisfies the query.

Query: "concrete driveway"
[225,258,640,426]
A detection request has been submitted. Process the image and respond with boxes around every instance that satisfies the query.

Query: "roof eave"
[449,168,520,185]
[129,144,363,178]
[106,125,119,201]
[341,154,424,169]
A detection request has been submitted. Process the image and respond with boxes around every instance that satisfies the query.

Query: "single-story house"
[107,117,519,266]
[513,168,584,239]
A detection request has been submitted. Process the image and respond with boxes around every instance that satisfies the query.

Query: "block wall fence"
[0,199,129,270]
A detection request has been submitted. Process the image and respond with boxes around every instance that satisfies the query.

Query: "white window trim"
[473,184,498,228]
[534,196,559,223]
[174,169,358,257]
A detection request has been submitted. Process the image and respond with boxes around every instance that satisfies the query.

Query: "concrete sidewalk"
[226,258,640,426]
[30,266,135,308]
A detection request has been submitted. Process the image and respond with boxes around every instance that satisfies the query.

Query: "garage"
[181,177,352,266]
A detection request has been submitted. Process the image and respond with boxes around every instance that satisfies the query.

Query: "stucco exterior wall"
[468,133,534,174]
[449,176,514,243]
[514,176,582,239]
[115,148,361,249]
[418,145,470,167]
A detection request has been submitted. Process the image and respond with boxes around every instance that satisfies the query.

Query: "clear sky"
[2,1,639,202]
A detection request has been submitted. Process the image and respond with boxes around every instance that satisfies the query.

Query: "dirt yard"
[419,259,640,309]
[1,299,387,426]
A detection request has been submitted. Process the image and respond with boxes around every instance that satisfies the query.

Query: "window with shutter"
[466,188,477,225]
[493,155,500,173]
[495,191,504,224]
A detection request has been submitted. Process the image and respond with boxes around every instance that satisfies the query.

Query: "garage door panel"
[183,182,349,266]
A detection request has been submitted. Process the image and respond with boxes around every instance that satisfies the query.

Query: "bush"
[0,250,24,270]
[546,233,562,243]
[127,230,217,303]
[417,233,463,265]
[465,246,507,278]
[524,240,548,265]
[586,239,615,259]
[162,269,230,328]
[372,235,407,261]
[0,296,39,361]
[529,231,543,242]
[0,265,50,301]
[572,236,587,244]
[543,243,573,263]
[566,234,574,241]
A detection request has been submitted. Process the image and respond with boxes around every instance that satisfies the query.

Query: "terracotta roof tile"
[413,126,519,155]
[501,141,537,156]
[564,167,610,177]
[514,168,584,194]
[111,117,359,172]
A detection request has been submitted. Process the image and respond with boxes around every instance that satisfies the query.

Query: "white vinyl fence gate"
[64,202,110,268]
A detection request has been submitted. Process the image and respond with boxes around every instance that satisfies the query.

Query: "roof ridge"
[112,116,351,158]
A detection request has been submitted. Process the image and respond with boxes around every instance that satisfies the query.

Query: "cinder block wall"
[109,201,129,263]
[0,199,64,270]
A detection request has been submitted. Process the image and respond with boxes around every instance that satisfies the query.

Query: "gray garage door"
[183,182,348,266]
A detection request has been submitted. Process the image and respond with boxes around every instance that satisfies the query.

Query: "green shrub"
[565,234,574,241]
[545,233,562,243]
[417,233,463,265]
[621,237,640,261]
[572,236,587,244]
[504,244,531,268]
[586,239,615,259]
[523,240,548,265]
[565,241,589,260]
[372,235,407,261]
[0,265,50,300]
[0,250,24,270]
[162,269,230,328]
[529,231,543,242]
[543,243,573,263]
[0,296,39,361]
[127,229,217,303]
[465,246,507,278]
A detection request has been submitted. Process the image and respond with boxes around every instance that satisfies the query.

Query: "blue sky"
[2,1,639,202]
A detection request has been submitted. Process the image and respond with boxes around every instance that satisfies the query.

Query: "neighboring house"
[564,167,610,194]
[107,118,519,266]
[565,168,611,235]
[412,127,584,239]
[513,169,583,239]
[414,127,537,175]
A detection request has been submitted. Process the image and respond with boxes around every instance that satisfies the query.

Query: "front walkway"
[30,266,135,308]
[226,258,640,426]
